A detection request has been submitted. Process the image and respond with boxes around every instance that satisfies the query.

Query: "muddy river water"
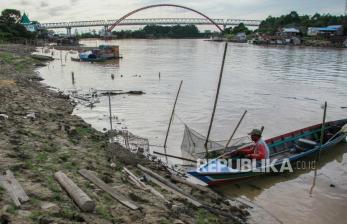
[38,39,347,224]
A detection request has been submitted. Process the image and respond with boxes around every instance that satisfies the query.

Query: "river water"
[38,39,347,224]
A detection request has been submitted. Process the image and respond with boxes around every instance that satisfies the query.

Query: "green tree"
[1,9,21,24]
[230,23,251,35]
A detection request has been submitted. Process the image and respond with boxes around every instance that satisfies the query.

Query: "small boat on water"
[77,45,122,62]
[188,118,347,186]
[31,54,54,61]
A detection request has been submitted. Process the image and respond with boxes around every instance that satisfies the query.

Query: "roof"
[327,25,342,29]
[20,13,31,24]
[318,25,343,32]
[282,28,300,33]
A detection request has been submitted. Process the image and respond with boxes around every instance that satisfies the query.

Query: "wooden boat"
[188,118,347,186]
[31,54,54,61]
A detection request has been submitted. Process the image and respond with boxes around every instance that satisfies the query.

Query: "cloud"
[39,1,49,8]
[70,0,79,5]
[20,0,29,5]
[48,6,68,17]
[0,0,344,23]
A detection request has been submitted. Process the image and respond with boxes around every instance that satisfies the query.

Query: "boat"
[78,45,122,62]
[31,54,54,61]
[188,118,347,186]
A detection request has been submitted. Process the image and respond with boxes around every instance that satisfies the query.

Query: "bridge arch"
[107,4,224,32]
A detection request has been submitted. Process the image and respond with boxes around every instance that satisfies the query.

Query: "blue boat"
[188,119,347,186]
[78,45,121,62]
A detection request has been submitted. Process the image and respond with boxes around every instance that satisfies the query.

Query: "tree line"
[256,11,347,35]
[109,24,209,38]
[0,9,36,41]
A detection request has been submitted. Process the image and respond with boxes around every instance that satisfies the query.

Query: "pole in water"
[159,72,161,80]
[111,74,114,80]
[204,42,228,157]
[163,80,183,164]
[108,93,113,132]
[71,72,75,85]
[224,110,247,153]
[310,101,327,195]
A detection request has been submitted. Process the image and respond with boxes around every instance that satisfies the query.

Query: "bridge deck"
[39,18,261,29]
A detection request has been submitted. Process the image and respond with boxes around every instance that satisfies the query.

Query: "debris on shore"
[0,44,248,224]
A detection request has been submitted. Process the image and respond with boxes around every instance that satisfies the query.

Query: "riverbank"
[0,44,248,224]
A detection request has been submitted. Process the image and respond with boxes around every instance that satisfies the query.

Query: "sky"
[0,0,345,25]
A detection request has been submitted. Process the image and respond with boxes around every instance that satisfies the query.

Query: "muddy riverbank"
[0,44,248,224]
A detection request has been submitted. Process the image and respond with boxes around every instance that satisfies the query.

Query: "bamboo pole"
[309,101,327,195]
[163,80,183,163]
[137,165,202,207]
[153,151,196,163]
[204,42,228,157]
[224,110,247,153]
[108,93,113,131]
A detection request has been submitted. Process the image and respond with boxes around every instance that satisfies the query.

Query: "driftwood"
[5,170,29,203]
[0,170,29,207]
[169,175,211,193]
[0,175,21,207]
[54,171,95,212]
[78,169,138,210]
[123,167,170,204]
[137,165,201,207]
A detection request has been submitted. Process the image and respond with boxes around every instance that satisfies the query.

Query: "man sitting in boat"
[234,129,270,160]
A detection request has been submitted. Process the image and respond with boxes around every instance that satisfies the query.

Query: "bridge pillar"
[104,25,111,36]
[66,27,72,37]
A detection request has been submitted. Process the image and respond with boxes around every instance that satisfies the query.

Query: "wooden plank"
[123,167,146,189]
[137,165,202,207]
[169,175,211,194]
[78,169,138,210]
[5,170,29,203]
[123,167,170,204]
[54,171,95,212]
[0,175,21,207]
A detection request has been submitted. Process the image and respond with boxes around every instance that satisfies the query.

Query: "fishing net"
[112,130,150,154]
[181,125,252,159]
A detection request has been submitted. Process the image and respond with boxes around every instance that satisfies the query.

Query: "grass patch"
[196,209,219,224]
[0,52,34,72]
[6,204,18,215]
[96,204,113,220]
[30,210,45,222]
[75,126,93,136]
[159,219,170,224]
[0,185,4,198]
[36,151,48,163]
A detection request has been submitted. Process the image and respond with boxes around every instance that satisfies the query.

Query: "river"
[38,39,347,224]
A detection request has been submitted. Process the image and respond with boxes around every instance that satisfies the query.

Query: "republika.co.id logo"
[196,158,295,173]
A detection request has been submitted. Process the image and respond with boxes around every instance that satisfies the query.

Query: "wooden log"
[169,175,212,194]
[123,167,170,204]
[78,169,138,210]
[137,165,201,207]
[54,171,95,212]
[5,170,29,203]
[0,175,21,207]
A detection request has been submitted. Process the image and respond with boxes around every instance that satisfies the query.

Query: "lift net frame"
[181,125,252,159]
